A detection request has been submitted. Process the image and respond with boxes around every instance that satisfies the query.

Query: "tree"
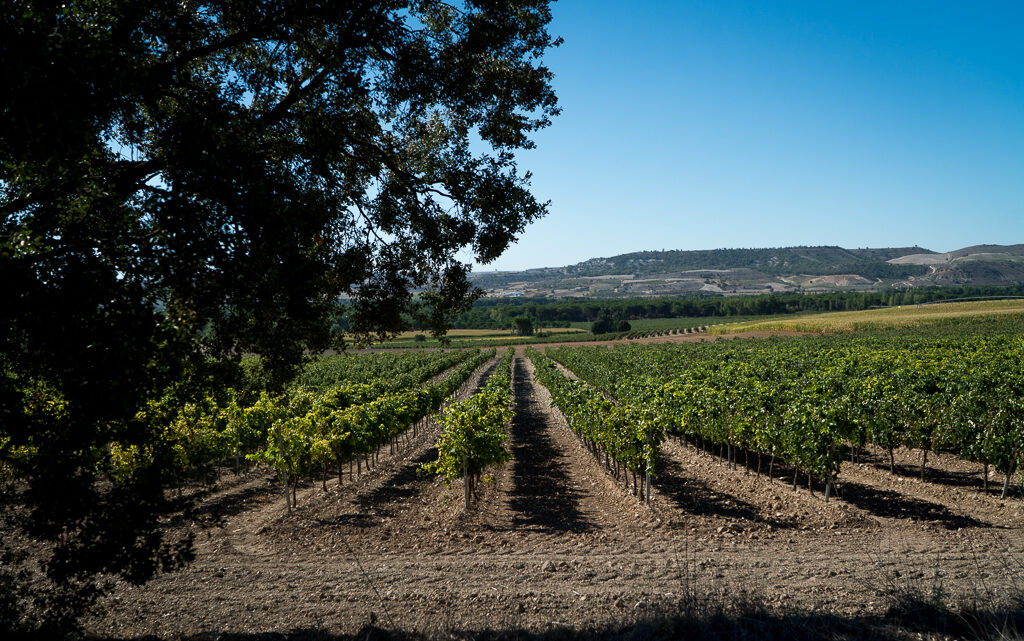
[591,318,614,334]
[616,319,631,332]
[0,1,558,632]
[511,315,534,336]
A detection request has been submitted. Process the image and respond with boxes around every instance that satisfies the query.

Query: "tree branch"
[260,67,332,126]
[159,13,288,72]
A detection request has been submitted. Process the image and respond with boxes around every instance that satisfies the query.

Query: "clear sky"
[470,0,1024,272]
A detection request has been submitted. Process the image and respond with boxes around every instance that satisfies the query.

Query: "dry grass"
[709,299,1024,334]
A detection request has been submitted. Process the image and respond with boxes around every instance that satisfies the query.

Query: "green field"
[709,299,1024,334]
[568,313,814,333]
[368,327,589,349]
[364,300,1024,348]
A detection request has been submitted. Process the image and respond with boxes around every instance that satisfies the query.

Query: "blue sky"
[470,0,1024,272]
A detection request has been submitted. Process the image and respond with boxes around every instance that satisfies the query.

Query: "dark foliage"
[450,285,1024,329]
[1,0,558,633]
[590,317,615,335]
[511,315,534,336]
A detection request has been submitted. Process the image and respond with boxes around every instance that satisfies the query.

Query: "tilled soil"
[89,355,1024,639]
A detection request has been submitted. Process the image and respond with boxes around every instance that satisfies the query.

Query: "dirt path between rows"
[89,356,1024,639]
[462,356,649,537]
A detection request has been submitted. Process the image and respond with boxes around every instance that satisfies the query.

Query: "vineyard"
[538,332,1024,502]
[2,349,496,514]
[7,0,1024,636]
[6,319,1024,639]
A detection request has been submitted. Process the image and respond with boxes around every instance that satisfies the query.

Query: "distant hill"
[471,244,1024,298]
[570,246,934,277]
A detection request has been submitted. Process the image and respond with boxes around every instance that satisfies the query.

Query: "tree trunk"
[920,449,928,481]
[792,466,798,490]
[889,447,895,474]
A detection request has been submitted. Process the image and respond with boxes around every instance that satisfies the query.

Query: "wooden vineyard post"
[1002,461,1016,500]
[464,452,470,511]
[283,470,291,512]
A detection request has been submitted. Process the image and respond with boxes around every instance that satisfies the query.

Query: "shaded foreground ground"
[87,354,1024,640]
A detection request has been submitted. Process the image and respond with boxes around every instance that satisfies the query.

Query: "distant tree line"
[448,285,1024,329]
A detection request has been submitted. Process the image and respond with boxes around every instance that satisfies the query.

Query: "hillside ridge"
[472,244,1024,298]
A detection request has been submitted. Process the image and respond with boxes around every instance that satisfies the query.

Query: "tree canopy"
[511,315,534,336]
[0,0,558,631]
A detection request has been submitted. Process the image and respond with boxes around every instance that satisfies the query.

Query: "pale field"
[709,299,1024,333]
[389,327,587,340]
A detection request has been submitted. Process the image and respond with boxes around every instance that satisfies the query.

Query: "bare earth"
[88,352,1024,639]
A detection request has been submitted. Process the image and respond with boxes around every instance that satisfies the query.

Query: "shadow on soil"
[653,452,795,530]
[304,434,440,529]
[90,598,1024,641]
[860,450,1023,500]
[672,439,997,529]
[166,471,279,529]
[836,480,991,529]
[313,361,503,528]
[506,358,594,533]
[352,447,439,518]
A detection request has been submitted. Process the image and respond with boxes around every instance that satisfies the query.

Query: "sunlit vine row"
[104,349,493,510]
[526,347,662,502]
[548,335,1024,500]
[425,348,515,509]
